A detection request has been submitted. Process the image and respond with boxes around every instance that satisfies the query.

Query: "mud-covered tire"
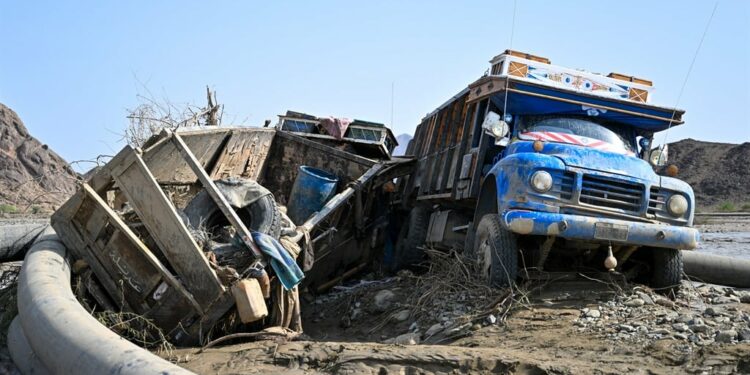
[392,207,430,269]
[184,182,281,239]
[472,214,518,288]
[651,248,683,296]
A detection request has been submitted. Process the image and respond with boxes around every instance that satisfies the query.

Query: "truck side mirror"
[482,111,510,143]
[649,144,669,167]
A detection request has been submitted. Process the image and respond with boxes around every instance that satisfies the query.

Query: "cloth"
[317,116,352,140]
[251,231,304,290]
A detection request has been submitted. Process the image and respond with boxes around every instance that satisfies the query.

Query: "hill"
[669,138,750,211]
[0,103,77,214]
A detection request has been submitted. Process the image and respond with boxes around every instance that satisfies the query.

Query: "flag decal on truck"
[519,131,635,156]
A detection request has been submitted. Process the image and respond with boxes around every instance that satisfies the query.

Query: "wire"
[658,1,718,161]
[501,0,518,118]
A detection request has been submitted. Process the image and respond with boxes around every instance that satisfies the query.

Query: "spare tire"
[184,177,281,239]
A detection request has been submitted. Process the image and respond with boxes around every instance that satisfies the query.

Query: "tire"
[471,214,518,288]
[651,248,683,296]
[184,179,281,239]
[392,207,430,270]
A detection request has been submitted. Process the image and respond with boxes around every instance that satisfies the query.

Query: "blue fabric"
[250,232,304,290]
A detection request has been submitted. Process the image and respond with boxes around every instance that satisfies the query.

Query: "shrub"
[0,204,17,214]
[717,202,736,212]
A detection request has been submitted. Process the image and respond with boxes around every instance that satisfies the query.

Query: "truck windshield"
[519,116,636,155]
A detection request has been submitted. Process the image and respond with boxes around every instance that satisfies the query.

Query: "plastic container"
[287,166,339,224]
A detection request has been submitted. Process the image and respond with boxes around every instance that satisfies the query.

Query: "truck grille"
[550,170,575,200]
[579,174,644,214]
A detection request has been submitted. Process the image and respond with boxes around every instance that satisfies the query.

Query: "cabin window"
[281,119,317,133]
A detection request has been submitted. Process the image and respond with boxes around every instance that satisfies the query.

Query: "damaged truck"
[48,112,408,346]
[394,50,699,294]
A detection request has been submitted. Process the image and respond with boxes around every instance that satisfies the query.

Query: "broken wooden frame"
[51,126,413,345]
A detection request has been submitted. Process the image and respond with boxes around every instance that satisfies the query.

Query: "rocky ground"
[175,277,750,374]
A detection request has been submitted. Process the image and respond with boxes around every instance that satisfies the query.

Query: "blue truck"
[395,50,699,294]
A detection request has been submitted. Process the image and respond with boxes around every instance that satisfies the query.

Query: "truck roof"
[427,50,686,132]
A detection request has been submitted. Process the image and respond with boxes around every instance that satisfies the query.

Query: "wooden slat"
[209,130,275,180]
[170,132,263,259]
[111,147,223,307]
[80,183,204,314]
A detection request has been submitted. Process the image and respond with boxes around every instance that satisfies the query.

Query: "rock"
[674,332,688,340]
[650,328,670,335]
[409,322,418,331]
[738,328,750,342]
[486,314,497,325]
[689,324,710,333]
[704,307,723,317]
[384,332,420,345]
[636,292,654,305]
[393,310,410,322]
[739,292,750,304]
[672,323,689,332]
[372,290,396,312]
[715,330,737,343]
[471,323,482,331]
[425,323,444,337]
[586,309,601,319]
[618,324,635,332]
[624,298,645,307]
[713,296,739,305]
[655,298,676,309]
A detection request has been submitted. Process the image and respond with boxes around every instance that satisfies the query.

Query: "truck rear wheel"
[650,248,683,296]
[472,214,518,288]
[392,207,429,269]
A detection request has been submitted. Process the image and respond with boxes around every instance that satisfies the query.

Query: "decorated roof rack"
[464,50,685,132]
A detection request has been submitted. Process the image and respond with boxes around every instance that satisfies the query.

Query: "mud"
[173,217,750,374]
[175,279,750,374]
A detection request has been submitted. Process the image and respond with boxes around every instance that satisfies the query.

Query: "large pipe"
[682,251,750,288]
[15,228,194,375]
[7,317,50,375]
[0,223,48,260]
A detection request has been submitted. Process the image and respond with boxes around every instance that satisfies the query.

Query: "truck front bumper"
[501,210,699,250]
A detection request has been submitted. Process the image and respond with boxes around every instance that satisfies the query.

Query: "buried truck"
[46,113,408,346]
[394,50,699,293]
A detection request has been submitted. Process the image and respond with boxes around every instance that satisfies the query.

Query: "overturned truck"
[50,118,408,345]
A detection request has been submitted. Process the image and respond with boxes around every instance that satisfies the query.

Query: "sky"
[1,0,748,169]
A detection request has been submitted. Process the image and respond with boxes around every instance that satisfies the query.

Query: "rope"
[658,1,718,162]
[501,0,519,118]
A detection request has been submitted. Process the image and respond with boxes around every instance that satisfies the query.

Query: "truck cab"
[395,50,698,294]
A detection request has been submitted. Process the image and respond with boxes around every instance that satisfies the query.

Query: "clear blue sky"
[1,1,748,168]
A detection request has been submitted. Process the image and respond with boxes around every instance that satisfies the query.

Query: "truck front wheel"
[472,214,518,288]
[650,248,683,296]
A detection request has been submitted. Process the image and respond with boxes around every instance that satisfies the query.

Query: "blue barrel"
[287,166,339,224]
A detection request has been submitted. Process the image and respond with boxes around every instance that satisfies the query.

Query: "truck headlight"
[530,171,553,193]
[667,194,688,217]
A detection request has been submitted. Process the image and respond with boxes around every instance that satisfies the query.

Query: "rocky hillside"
[0,103,77,214]
[669,139,750,210]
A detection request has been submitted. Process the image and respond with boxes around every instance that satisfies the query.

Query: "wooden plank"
[209,130,274,180]
[111,147,223,307]
[80,183,204,314]
[143,130,231,184]
[171,131,263,259]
